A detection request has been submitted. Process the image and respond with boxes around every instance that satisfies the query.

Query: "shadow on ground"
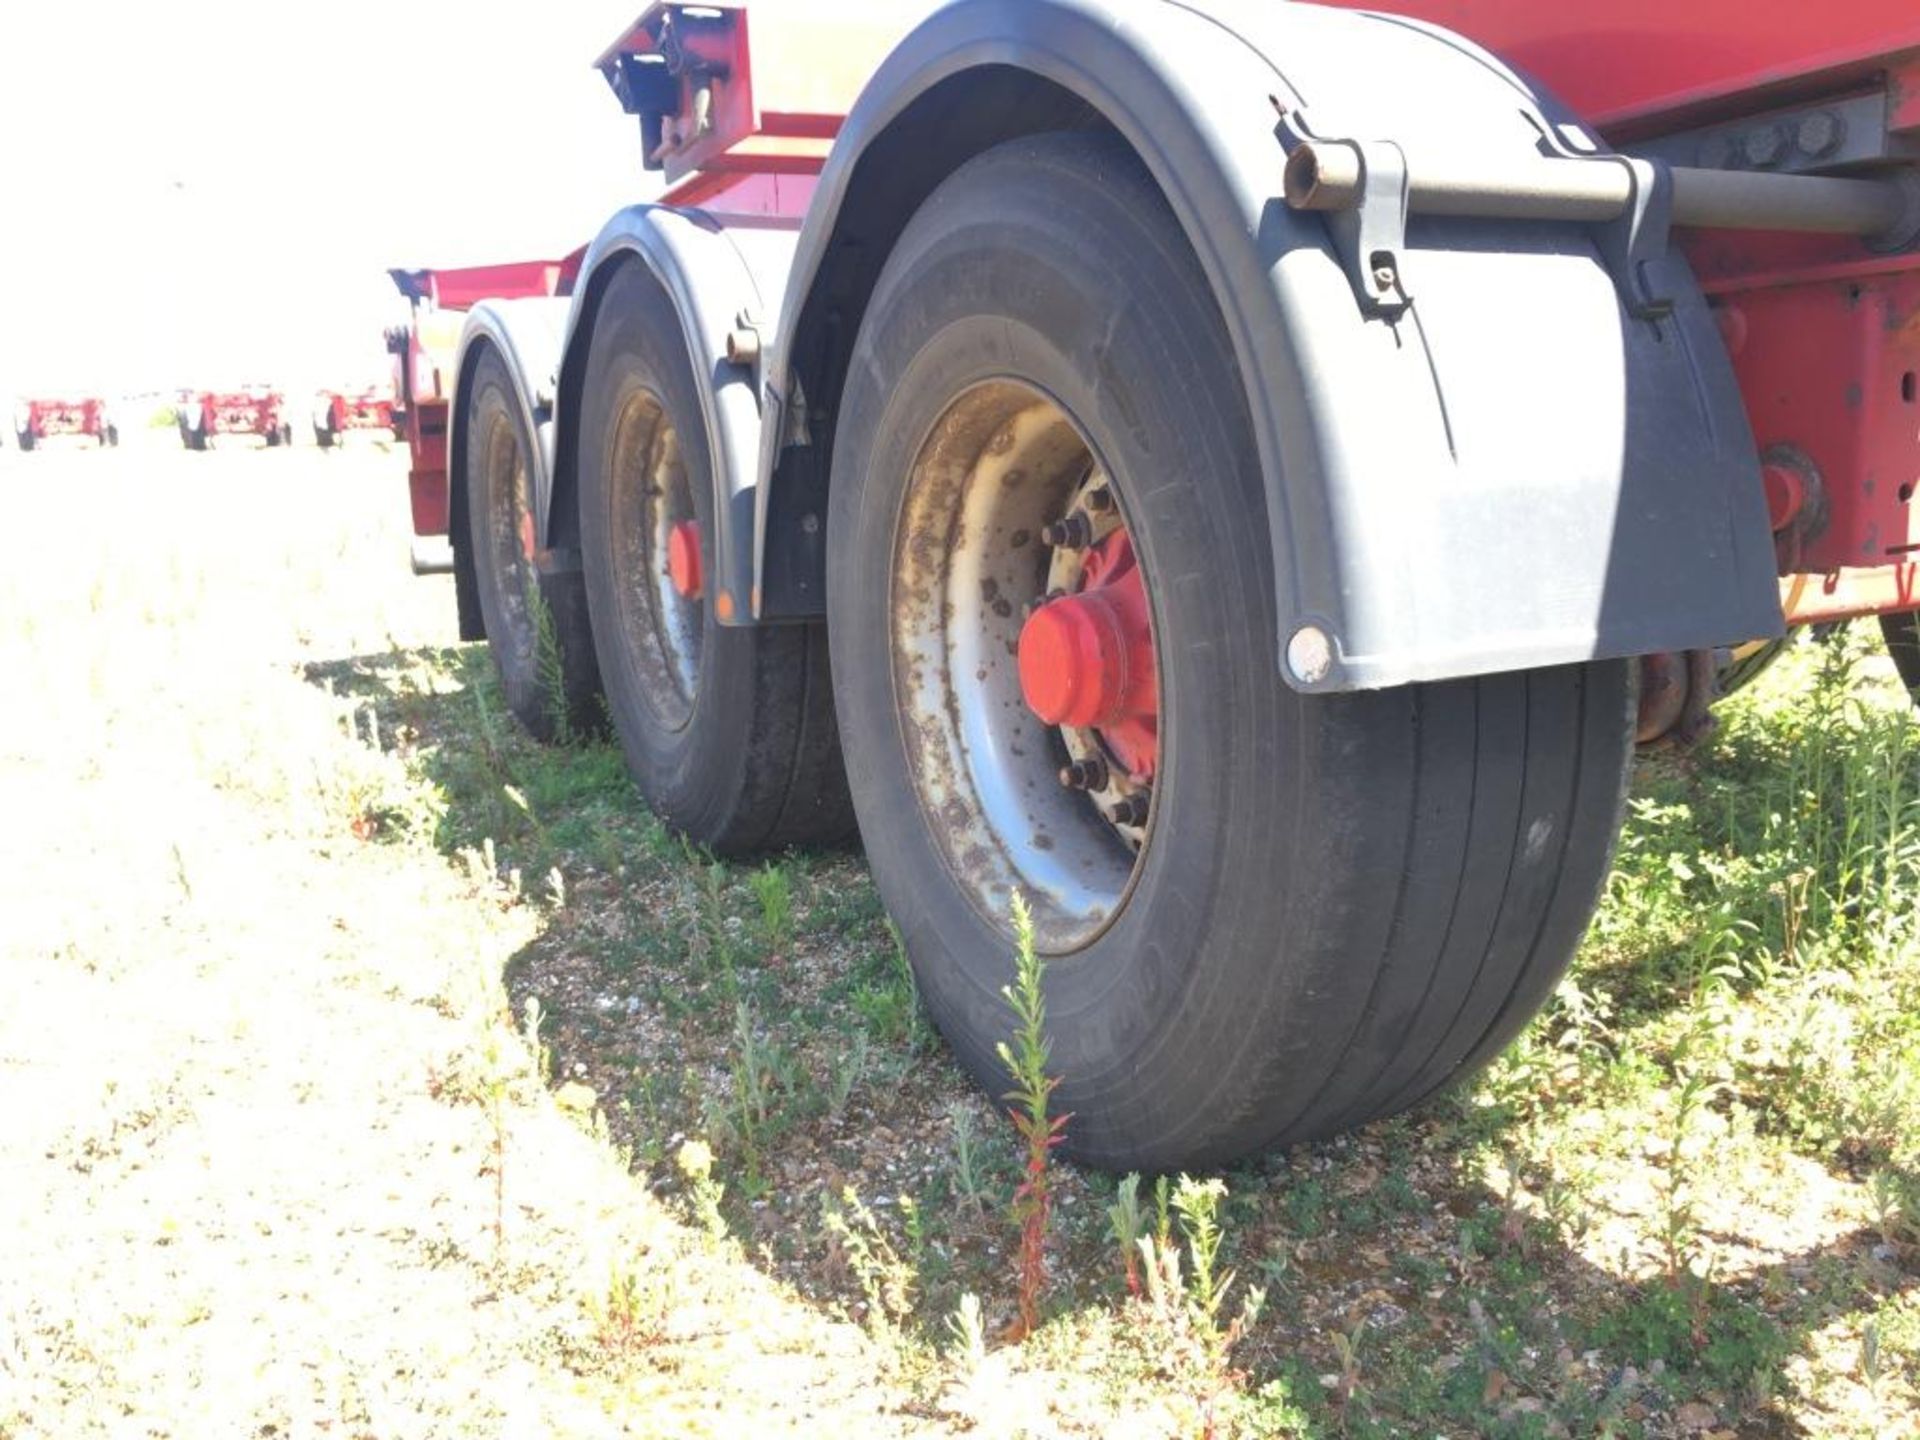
[303,644,1919,1437]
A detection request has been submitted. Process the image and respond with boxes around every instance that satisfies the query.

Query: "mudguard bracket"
[1276,108,1412,316]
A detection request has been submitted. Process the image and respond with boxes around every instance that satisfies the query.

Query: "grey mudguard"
[551,208,799,622]
[451,297,570,563]
[754,0,1785,691]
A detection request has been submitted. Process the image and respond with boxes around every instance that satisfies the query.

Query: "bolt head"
[1796,111,1841,158]
[1287,625,1335,686]
[1741,125,1786,168]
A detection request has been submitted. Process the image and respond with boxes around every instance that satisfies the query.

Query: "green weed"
[821,1187,917,1340]
[750,862,793,948]
[997,893,1066,1341]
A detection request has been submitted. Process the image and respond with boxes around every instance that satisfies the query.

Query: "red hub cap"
[1017,530,1158,778]
[667,520,704,600]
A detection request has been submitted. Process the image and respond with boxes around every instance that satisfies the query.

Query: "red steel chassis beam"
[389,254,584,537]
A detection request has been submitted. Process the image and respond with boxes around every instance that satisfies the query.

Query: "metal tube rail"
[1283,141,1915,241]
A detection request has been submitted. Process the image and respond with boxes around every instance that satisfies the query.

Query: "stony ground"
[0,439,920,1438]
[0,434,1915,1439]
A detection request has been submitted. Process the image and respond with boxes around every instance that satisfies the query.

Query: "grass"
[359,615,1920,1437]
[16,445,1913,1436]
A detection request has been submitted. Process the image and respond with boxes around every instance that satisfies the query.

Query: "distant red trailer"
[178,388,293,450]
[15,397,117,451]
[386,256,584,542]
[312,387,398,449]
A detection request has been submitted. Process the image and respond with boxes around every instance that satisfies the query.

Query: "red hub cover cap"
[667,520,704,600]
[1017,531,1158,777]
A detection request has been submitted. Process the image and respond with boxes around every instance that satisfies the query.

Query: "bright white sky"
[0,1,649,399]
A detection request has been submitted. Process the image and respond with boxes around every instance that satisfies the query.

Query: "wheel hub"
[667,519,704,600]
[1018,531,1158,778]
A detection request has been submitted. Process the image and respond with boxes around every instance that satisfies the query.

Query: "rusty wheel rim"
[481,409,539,670]
[890,381,1162,953]
[609,387,702,732]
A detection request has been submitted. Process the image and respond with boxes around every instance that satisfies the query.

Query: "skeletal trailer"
[14,397,117,450]
[178,389,293,450]
[311,388,400,449]
[402,0,1920,1169]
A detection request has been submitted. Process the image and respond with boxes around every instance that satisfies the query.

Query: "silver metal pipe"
[1283,140,1911,240]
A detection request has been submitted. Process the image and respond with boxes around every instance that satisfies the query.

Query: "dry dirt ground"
[0,438,919,1438]
[2,435,1916,1440]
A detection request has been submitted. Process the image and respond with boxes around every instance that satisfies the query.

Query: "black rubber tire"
[1880,612,1920,702]
[578,261,855,855]
[465,347,603,743]
[827,133,1636,1172]
[314,423,336,450]
[101,425,119,449]
[265,426,282,448]
[16,430,34,453]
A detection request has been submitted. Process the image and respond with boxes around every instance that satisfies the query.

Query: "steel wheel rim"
[609,387,702,731]
[890,380,1161,953]
[482,410,538,667]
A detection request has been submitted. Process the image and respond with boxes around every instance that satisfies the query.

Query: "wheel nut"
[1108,792,1151,827]
[1041,512,1093,550]
[1058,757,1109,792]
[1741,125,1786,168]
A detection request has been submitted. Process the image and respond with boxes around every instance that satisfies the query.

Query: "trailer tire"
[16,430,33,453]
[314,424,336,450]
[466,348,603,743]
[826,132,1635,1171]
[578,262,855,855]
[101,425,119,449]
[1879,612,1920,703]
